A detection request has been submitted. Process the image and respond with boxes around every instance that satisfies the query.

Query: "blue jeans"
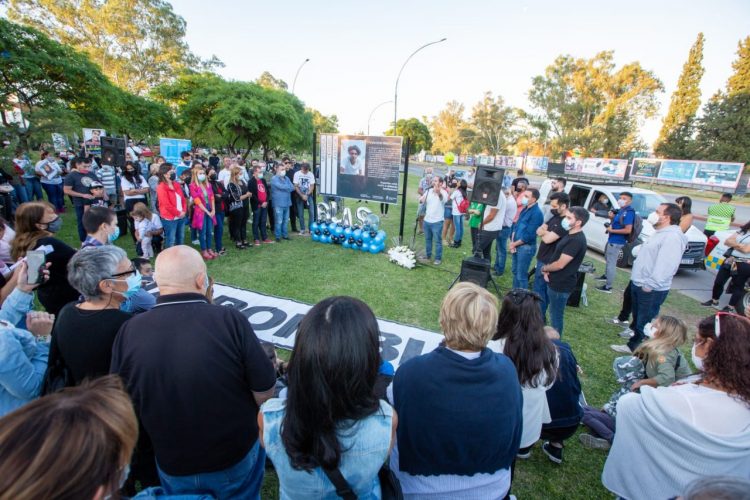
[452,214,464,243]
[629,284,669,351]
[197,214,214,251]
[274,206,289,239]
[24,177,43,201]
[494,226,511,274]
[74,203,86,242]
[13,184,28,204]
[294,198,314,232]
[158,440,265,500]
[511,244,536,289]
[252,206,268,241]
[533,259,549,318]
[162,217,186,248]
[214,212,225,251]
[41,183,64,212]
[424,220,444,260]
[547,287,571,336]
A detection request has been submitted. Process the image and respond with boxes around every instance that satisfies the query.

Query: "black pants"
[289,194,298,232]
[470,227,480,250]
[704,229,716,238]
[380,203,389,215]
[228,206,249,242]
[720,261,750,310]
[617,281,634,328]
[267,198,274,229]
[541,423,580,444]
[478,229,500,261]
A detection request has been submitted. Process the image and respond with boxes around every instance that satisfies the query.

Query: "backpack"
[620,207,643,244]
[458,197,470,214]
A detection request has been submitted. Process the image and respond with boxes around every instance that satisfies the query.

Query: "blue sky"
[176,1,747,148]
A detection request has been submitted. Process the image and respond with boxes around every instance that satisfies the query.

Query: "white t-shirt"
[121,176,147,201]
[450,190,464,216]
[503,193,517,228]
[293,170,315,195]
[149,213,163,231]
[218,168,232,188]
[482,193,508,232]
[423,188,448,224]
[656,383,750,435]
[341,156,364,176]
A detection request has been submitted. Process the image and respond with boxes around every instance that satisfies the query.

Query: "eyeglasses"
[506,288,541,305]
[110,266,137,279]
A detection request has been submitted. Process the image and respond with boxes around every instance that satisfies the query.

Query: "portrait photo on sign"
[82,128,106,155]
[340,140,366,176]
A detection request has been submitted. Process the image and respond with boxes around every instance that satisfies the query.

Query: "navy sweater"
[393,346,523,476]
[544,340,583,428]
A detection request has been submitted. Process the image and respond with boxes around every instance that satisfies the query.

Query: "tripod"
[449,213,500,295]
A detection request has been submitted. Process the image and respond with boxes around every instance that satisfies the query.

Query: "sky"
[171,0,749,149]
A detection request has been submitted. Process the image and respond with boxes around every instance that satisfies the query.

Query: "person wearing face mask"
[540,207,589,336]
[63,157,100,242]
[49,246,136,388]
[155,163,187,249]
[611,203,687,354]
[111,245,276,500]
[121,161,149,245]
[270,163,294,242]
[189,166,218,260]
[534,192,571,319]
[11,202,78,316]
[509,188,544,289]
[207,168,226,255]
[81,206,121,249]
[596,192,635,293]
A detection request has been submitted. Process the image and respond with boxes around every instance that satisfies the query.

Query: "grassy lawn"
[51,175,705,499]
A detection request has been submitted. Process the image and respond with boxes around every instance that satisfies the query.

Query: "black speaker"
[101,137,126,170]
[471,166,505,206]
[547,162,565,176]
[458,256,492,288]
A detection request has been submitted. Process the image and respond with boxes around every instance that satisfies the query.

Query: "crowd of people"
[0,146,748,499]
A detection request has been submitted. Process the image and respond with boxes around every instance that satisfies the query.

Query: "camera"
[604,221,611,228]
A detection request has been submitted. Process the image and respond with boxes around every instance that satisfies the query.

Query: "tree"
[726,36,750,97]
[528,51,663,157]
[384,118,432,154]
[308,109,339,134]
[256,71,288,91]
[654,33,705,158]
[467,92,516,155]
[430,101,466,154]
[7,0,221,95]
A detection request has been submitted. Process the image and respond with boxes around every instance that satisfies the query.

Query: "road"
[407,162,729,304]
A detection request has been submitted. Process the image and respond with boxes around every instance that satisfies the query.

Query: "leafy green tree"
[308,109,339,134]
[468,92,516,155]
[430,101,466,154]
[654,33,705,158]
[256,71,288,91]
[528,51,663,157]
[7,0,221,95]
[726,36,750,97]
[384,118,432,154]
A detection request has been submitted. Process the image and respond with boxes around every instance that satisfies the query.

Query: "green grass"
[50,176,706,499]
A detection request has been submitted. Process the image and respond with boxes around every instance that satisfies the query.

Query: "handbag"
[323,460,403,500]
[227,183,243,212]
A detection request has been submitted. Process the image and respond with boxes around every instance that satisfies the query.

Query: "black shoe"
[275,238,280,243]
[595,274,607,281]
[701,299,719,308]
[235,243,244,250]
[282,236,291,241]
[516,445,532,459]
[542,442,563,464]
[596,285,613,293]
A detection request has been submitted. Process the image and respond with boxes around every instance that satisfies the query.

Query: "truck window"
[568,185,591,208]
[589,191,611,213]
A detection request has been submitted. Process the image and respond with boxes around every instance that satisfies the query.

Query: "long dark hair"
[675,196,692,215]
[157,163,173,184]
[458,179,468,200]
[123,161,143,185]
[494,289,557,387]
[282,296,381,471]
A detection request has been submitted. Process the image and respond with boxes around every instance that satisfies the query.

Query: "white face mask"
[617,199,627,208]
[647,212,660,226]
[691,344,704,371]
[644,322,657,338]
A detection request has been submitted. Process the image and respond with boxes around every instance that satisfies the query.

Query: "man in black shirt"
[533,192,570,319]
[541,207,589,336]
[63,157,99,242]
[111,245,276,499]
[510,169,529,195]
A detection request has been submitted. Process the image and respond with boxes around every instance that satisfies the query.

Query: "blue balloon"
[335,225,344,237]
[353,229,362,239]
[319,223,328,232]
[344,227,353,237]
[374,234,386,244]
[376,242,386,253]
[377,230,386,240]
[369,243,380,254]
[310,222,319,232]
[311,232,320,242]
[362,232,372,243]
[342,240,351,249]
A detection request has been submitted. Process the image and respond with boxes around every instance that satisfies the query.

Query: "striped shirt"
[96,165,117,192]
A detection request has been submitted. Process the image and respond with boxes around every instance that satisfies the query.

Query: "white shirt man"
[419,177,449,264]
[477,193,507,260]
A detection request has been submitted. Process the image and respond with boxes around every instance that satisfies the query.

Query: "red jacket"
[156,181,188,221]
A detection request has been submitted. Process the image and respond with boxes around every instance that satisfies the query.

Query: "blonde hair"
[439,282,499,351]
[0,376,138,500]
[11,201,55,261]
[635,315,688,359]
[230,165,243,184]
[130,201,153,220]
[190,166,207,186]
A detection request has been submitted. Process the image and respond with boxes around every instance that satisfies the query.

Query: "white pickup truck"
[539,179,707,269]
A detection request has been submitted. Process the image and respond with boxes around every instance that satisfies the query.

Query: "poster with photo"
[320,134,402,204]
[159,138,192,166]
[630,159,662,179]
[82,128,106,156]
[657,160,698,183]
[579,158,629,179]
[691,161,743,189]
[51,133,70,152]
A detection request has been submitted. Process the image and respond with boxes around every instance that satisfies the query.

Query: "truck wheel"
[616,243,634,268]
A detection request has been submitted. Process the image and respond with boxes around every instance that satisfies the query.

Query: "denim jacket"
[262,398,393,499]
[270,175,294,209]
[0,288,49,417]
[512,203,544,246]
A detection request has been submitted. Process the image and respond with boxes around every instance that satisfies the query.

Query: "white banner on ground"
[145,282,443,368]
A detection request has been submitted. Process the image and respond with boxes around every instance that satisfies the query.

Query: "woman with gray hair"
[47,246,138,386]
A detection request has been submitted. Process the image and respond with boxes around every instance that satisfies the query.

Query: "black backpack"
[620,207,643,244]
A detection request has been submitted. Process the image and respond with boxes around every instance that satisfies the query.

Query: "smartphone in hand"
[26,250,46,285]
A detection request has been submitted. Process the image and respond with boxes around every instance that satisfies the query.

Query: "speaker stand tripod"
[448,218,500,295]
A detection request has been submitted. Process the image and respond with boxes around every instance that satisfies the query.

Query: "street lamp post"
[367,100,393,135]
[292,58,310,95]
[393,38,446,136]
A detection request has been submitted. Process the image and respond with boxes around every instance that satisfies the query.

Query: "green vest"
[705,202,735,231]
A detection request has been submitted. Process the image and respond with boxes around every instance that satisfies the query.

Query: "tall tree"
[385,118,432,154]
[7,0,221,95]
[654,33,705,158]
[468,92,516,155]
[308,109,339,134]
[430,101,466,154]
[256,71,288,90]
[528,51,663,157]
[726,36,750,97]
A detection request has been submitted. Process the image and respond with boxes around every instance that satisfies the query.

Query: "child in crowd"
[132,209,155,258]
[95,162,118,206]
[88,181,110,208]
[540,326,583,464]
[580,315,692,450]
[131,202,164,256]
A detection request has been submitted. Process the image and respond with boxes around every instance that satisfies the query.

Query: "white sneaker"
[608,317,627,325]
[610,344,632,354]
[191,239,200,245]
[618,328,634,338]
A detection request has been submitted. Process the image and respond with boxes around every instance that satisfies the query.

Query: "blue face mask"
[108,226,120,243]
[561,218,572,231]
[520,197,529,207]
[112,271,141,299]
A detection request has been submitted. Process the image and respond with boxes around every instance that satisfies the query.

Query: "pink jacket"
[189,182,217,229]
